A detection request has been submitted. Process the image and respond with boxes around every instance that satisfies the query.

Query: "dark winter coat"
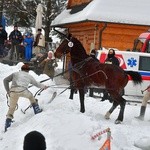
[105,56,119,66]
[9,30,22,45]
[0,29,7,44]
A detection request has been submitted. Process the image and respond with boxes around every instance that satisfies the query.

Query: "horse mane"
[71,37,88,57]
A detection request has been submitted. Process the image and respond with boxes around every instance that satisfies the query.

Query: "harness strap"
[73,57,92,69]
[72,57,92,75]
[88,70,108,80]
[72,57,108,80]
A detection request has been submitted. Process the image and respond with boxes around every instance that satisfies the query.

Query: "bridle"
[61,37,108,80]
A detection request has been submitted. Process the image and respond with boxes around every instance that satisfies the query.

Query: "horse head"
[54,36,72,59]
[55,34,88,64]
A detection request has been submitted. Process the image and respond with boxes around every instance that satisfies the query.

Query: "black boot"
[135,106,146,121]
[5,118,12,132]
[89,88,94,97]
[101,91,108,101]
[32,103,42,114]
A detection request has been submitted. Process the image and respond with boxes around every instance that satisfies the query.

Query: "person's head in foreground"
[23,131,46,150]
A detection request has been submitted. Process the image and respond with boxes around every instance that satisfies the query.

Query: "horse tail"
[124,71,142,85]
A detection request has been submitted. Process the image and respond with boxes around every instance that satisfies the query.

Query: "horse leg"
[69,88,75,100]
[105,90,126,124]
[105,101,119,119]
[115,98,126,124]
[79,88,85,113]
[101,90,109,101]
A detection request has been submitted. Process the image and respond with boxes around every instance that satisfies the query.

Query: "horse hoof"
[134,116,144,121]
[104,112,110,119]
[115,120,122,124]
[80,110,85,113]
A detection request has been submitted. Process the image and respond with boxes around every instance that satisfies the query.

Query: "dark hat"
[0,24,3,28]
[21,64,30,71]
[23,131,46,150]
[109,48,115,55]
[38,28,42,31]
[90,49,96,55]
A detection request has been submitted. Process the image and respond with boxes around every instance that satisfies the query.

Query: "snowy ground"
[0,61,150,150]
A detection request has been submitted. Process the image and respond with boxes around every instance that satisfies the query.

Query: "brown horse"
[54,35,142,124]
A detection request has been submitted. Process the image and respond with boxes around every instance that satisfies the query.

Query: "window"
[146,41,150,53]
[139,56,150,71]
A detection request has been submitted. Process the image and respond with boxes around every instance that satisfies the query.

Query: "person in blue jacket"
[24,33,33,61]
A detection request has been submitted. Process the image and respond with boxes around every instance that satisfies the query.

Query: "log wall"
[62,22,150,78]
[64,22,150,52]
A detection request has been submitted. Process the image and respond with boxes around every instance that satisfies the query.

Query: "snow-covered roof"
[51,0,150,27]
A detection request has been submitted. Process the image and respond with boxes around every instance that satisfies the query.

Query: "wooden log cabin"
[52,0,150,52]
[51,0,150,77]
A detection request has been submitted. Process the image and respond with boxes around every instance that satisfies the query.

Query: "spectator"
[0,24,7,57]
[135,85,150,120]
[39,51,58,79]
[89,49,100,97]
[104,48,120,66]
[101,49,120,102]
[90,49,99,61]
[23,131,46,150]
[24,33,34,61]
[9,25,23,60]
[3,64,48,132]
[31,52,48,75]
[33,28,45,57]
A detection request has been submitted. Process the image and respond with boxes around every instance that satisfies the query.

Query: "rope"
[21,88,45,114]
[28,67,73,88]
[57,68,108,96]
[6,88,44,110]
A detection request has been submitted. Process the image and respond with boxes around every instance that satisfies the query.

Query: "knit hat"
[38,28,42,31]
[47,51,55,59]
[21,64,30,71]
[23,131,46,150]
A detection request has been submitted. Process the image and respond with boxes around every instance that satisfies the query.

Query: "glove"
[43,85,49,90]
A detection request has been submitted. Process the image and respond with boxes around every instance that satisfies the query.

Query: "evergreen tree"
[1,0,67,41]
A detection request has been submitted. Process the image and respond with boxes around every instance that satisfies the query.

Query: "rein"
[28,68,73,88]
[55,55,108,96]
[58,67,108,96]
[71,57,108,80]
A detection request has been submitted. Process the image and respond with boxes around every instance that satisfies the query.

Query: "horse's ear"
[67,33,72,40]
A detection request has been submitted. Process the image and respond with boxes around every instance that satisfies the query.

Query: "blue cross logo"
[127,58,137,67]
